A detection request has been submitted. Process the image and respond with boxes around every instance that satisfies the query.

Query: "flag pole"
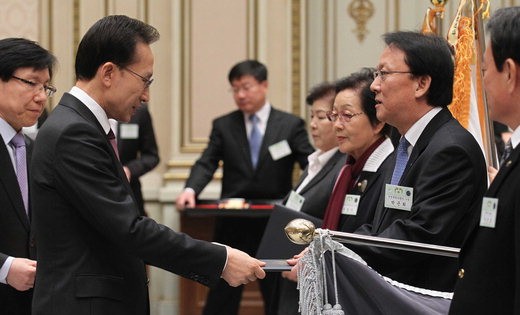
[285,219,460,258]
[473,0,497,167]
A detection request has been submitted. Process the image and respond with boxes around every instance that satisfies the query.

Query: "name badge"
[286,190,305,211]
[342,194,360,216]
[479,197,498,228]
[120,123,139,139]
[384,184,413,211]
[269,140,292,161]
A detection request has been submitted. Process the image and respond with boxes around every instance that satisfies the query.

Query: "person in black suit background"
[348,31,487,292]
[0,38,56,315]
[282,81,345,218]
[112,103,159,216]
[30,15,266,315]
[449,7,520,314]
[175,59,314,315]
[280,69,395,315]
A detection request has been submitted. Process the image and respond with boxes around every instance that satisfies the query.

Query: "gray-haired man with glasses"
[0,37,56,315]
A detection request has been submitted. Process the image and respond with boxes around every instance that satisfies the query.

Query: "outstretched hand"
[221,246,266,287]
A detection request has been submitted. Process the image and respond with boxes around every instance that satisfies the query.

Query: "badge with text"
[384,184,413,211]
[269,140,292,161]
[479,197,498,228]
[342,194,360,216]
[120,123,139,139]
[286,190,305,211]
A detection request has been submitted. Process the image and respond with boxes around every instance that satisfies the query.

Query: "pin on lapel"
[357,179,368,193]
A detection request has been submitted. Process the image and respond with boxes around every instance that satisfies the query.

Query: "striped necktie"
[391,137,409,185]
[249,114,262,168]
[10,133,28,214]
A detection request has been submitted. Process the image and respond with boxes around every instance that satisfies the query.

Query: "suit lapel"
[404,108,452,181]
[298,151,343,195]
[256,107,281,170]
[60,93,135,197]
[229,111,252,168]
[0,134,30,230]
[373,108,454,232]
[488,144,520,196]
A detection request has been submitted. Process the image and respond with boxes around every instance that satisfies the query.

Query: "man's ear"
[99,62,117,87]
[414,75,432,99]
[504,58,518,94]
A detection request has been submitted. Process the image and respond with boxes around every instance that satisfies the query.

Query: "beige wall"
[1,0,518,314]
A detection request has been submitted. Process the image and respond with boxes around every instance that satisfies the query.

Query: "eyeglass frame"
[326,110,364,123]
[11,75,57,97]
[119,66,154,88]
[373,69,412,81]
[229,83,260,94]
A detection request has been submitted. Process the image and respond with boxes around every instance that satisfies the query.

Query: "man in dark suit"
[449,7,520,314]
[114,103,160,216]
[0,38,56,315]
[350,31,487,292]
[175,60,314,315]
[30,15,265,315]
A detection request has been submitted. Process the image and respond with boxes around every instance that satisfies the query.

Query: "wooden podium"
[178,200,275,315]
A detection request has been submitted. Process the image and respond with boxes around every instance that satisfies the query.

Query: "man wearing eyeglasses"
[30,16,266,315]
[347,31,487,292]
[0,38,56,315]
[176,59,314,315]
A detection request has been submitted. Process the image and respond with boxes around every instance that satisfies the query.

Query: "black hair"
[75,15,160,80]
[0,38,56,81]
[335,67,390,136]
[382,31,454,107]
[486,7,520,71]
[228,59,267,83]
[305,82,336,106]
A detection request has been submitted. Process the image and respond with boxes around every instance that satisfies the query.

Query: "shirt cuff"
[184,187,196,195]
[0,256,14,284]
[212,242,228,276]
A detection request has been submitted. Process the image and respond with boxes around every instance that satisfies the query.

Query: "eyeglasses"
[229,84,258,94]
[11,76,57,97]
[120,66,154,88]
[373,70,412,81]
[326,110,364,123]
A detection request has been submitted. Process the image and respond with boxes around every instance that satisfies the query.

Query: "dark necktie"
[391,137,410,185]
[500,139,512,167]
[10,133,28,214]
[249,114,262,168]
[107,129,119,160]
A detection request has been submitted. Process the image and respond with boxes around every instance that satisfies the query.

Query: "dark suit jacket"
[339,138,394,233]
[0,133,34,315]
[188,106,313,314]
[30,93,227,315]
[353,108,487,292]
[449,143,520,314]
[288,149,346,219]
[117,104,159,216]
[186,107,313,200]
[185,106,313,252]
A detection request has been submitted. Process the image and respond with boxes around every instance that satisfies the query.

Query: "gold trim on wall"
[179,0,258,154]
[180,0,204,153]
[291,0,301,115]
[248,0,258,58]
